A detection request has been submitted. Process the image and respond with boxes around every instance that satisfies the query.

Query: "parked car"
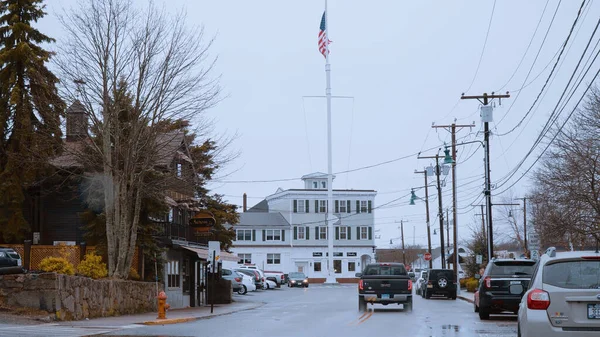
[356,262,413,312]
[518,247,600,336]
[423,269,456,300]
[237,272,257,295]
[287,272,309,288]
[0,248,23,275]
[264,279,277,290]
[408,272,416,282]
[416,270,429,296]
[238,265,267,288]
[236,269,264,290]
[221,268,243,293]
[475,257,536,320]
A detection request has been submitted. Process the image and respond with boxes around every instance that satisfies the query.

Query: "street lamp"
[443,147,454,165]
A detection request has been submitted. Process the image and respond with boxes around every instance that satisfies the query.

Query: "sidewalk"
[54,298,265,328]
[457,288,474,303]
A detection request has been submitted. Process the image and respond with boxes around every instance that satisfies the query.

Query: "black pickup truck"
[356,263,413,312]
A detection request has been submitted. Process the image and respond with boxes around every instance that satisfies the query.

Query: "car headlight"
[303,279,308,283]
[291,280,296,283]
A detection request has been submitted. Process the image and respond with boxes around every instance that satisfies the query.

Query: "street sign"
[208,241,220,272]
[476,254,483,264]
[424,252,432,261]
[531,250,539,261]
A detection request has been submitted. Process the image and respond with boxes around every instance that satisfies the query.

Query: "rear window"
[363,265,406,276]
[490,261,535,276]
[543,260,600,289]
[429,270,454,279]
[289,272,306,278]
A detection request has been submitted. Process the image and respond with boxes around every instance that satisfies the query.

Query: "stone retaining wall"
[0,273,157,320]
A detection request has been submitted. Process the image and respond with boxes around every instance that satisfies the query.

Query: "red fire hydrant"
[157,291,170,319]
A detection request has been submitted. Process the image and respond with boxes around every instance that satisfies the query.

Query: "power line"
[464,0,497,93]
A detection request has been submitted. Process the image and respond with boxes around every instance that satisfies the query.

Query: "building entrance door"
[295,262,308,274]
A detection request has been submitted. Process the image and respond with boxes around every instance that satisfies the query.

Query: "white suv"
[518,247,600,337]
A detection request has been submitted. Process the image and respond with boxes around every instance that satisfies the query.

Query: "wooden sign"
[189,211,216,228]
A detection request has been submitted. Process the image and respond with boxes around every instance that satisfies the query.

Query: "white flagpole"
[324,0,336,284]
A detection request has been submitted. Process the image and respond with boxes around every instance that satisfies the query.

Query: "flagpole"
[324,0,336,284]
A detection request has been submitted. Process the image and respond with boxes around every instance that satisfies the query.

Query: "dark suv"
[423,269,456,300]
[475,258,536,320]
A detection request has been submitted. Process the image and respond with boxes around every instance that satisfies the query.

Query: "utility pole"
[522,197,527,256]
[414,169,433,269]
[446,208,450,251]
[401,221,405,265]
[461,92,510,259]
[419,153,446,269]
[432,122,474,285]
[476,205,487,254]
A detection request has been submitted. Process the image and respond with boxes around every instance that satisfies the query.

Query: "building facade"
[228,173,376,281]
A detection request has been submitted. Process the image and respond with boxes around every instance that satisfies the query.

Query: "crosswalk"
[0,323,139,337]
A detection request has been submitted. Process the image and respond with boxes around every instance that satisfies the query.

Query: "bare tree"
[55,0,220,278]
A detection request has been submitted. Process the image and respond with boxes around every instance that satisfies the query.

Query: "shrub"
[77,253,108,279]
[466,279,479,292]
[129,267,140,281]
[39,256,75,275]
[459,278,468,288]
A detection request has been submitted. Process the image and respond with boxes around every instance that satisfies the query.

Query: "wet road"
[104,285,518,337]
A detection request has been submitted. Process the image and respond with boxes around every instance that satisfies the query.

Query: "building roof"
[301,172,336,180]
[155,131,186,167]
[247,200,269,212]
[237,212,289,227]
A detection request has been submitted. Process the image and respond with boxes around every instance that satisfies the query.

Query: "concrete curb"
[139,302,265,326]
[457,295,474,304]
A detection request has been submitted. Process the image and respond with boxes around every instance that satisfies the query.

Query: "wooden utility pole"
[461,92,510,259]
[419,153,447,269]
[522,197,527,256]
[432,122,474,279]
[401,220,406,265]
[415,169,433,269]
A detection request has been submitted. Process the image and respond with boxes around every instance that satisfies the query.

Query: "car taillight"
[527,289,550,310]
[582,256,600,260]
[408,280,412,291]
[262,277,265,282]
[484,276,491,288]
[281,275,284,280]
[359,280,364,291]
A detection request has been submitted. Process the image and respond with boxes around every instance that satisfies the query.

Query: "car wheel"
[237,285,247,295]
[474,301,479,312]
[304,284,309,288]
[451,292,457,300]
[517,323,522,337]
[479,307,490,320]
[358,296,367,312]
[404,300,413,312]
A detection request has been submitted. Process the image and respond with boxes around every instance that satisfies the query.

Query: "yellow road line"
[356,311,373,325]
[347,311,369,326]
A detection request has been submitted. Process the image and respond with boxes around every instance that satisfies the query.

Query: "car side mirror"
[355,273,362,277]
[474,274,481,279]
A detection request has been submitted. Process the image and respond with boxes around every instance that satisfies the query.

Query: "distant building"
[228,173,376,281]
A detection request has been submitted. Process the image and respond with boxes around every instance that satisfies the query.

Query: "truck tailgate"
[362,277,410,292]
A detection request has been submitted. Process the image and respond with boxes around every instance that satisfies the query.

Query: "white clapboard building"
[227,173,376,281]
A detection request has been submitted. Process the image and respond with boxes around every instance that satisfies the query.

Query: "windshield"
[544,260,600,289]
[490,261,535,276]
[289,272,306,279]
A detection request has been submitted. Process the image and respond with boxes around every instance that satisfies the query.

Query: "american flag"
[318,11,330,58]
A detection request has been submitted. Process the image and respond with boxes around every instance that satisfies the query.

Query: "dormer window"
[321,181,326,189]
[176,163,182,177]
[313,181,318,189]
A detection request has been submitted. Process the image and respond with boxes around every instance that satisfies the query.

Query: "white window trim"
[319,200,327,213]
[319,227,327,240]
[360,226,368,240]
[236,229,252,241]
[266,229,282,241]
[176,163,182,177]
[340,226,348,240]
[297,200,306,213]
[339,200,347,213]
[238,253,251,264]
[360,200,368,213]
[267,253,281,264]
[298,226,305,240]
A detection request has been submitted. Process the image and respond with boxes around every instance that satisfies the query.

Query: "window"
[313,181,318,189]
[360,227,368,240]
[319,200,327,213]
[348,262,356,272]
[176,163,182,177]
[265,229,281,241]
[238,254,251,264]
[360,200,368,213]
[314,261,321,272]
[236,229,252,241]
[267,253,281,264]
[168,208,173,222]
[321,181,326,188]
[298,226,305,240]
[297,200,305,213]
[339,200,347,213]
[319,226,327,240]
[167,260,180,288]
[182,258,190,294]
[339,226,348,240]
[334,260,342,274]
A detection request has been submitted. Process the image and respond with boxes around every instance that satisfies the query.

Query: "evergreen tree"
[0,0,65,242]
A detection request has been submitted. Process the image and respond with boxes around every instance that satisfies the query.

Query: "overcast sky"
[39,0,600,249]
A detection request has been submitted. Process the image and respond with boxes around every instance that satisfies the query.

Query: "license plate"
[427,284,433,288]
[510,281,521,285]
[588,304,600,319]
[381,294,390,299]
[17,260,21,266]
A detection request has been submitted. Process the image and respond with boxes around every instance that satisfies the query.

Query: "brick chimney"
[66,100,87,142]
[243,193,247,212]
